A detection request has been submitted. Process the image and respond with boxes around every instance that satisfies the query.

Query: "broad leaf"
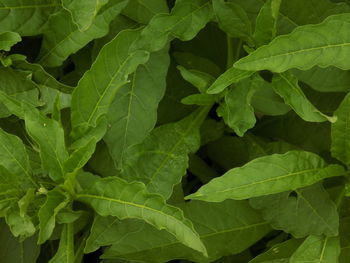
[0,31,20,51]
[104,48,170,167]
[186,150,344,202]
[122,0,169,24]
[121,107,209,199]
[290,235,341,263]
[331,92,350,165]
[38,0,129,67]
[76,177,207,256]
[234,13,350,72]
[70,28,149,141]
[250,184,339,238]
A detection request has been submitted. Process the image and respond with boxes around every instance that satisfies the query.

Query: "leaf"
[217,76,259,137]
[250,184,339,238]
[177,66,215,93]
[122,0,169,24]
[121,107,209,199]
[248,238,303,263]
[0,129,35,189]
[0,220,39,263]
[88,200,270,262]
[213,0,252,40]
[234,13,350,72]
[76,177,207,256]
[272,72,335,123]
[70,28,149,141]
[181,94,217,106]
[49,223,75,263]
[0,0,60,36]
[38,189,69,244]
[62,0,109,31]
[103,48,170,167]
[24,104,69,182]
[38,0,129,67]
[331,92,350,165]
[5,208,36,238]
[207,68,254,94]
[186,150,344,202]
[290,235,340,263]
[253,0,281,46]
[0,31,20,51]
[135,0,213,52]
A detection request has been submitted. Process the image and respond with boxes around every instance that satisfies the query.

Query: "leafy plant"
[0,0,349,262]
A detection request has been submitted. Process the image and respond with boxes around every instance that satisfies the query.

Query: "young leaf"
[88,200,270,262]
[62,0,109,31]
[207,68,254,94]
[253,0,281,46]
[135,0,213,52]
[250,184,339,238]
[38,190,70,244]
[0,32,21,51]
[177,66,215,93]
[290,235,340,263]
[38,0,129,67]
[70,28,149,141]
[0,0,60,36]
[234,13,350,72]
[76,177,207,256]
[121,107,209,199]
[186,150,344,202]
[24,105,69,182]
[331,92,350,165]
[217,77,259,137]
[103,48,170,167]
[272,72,335,123]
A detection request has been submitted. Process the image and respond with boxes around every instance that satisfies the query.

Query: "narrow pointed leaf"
[186,150,344,202]
[70,28,149,141]
[272,72,335,123]
[49,223,75,263]
[235,13,350,72]
[76,177,207,256]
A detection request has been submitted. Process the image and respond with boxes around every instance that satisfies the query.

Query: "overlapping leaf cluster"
[0,0,350,262]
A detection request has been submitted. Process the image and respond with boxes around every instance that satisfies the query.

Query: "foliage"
[0,0,349,262]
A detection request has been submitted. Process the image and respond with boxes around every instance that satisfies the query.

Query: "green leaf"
[121,107,209,199]
[135,0,213,52]
[0,31,20,51]
[88,200,270,262]
[0,129,35,188]
[24,104,69,182]
[290,235,340,263]
[248,238,303,263]
[181,94,217,106]
[234,13,350,72]
[38,0,129,67]
[207,68,254,94]
[331,92,350,165]
[253,0,281,46]
[0,0,60,36]
[5,208,36,238]
[103,48,170,167]
[272,72,335,123]
[0,220,39,263]
[217,76,259,137]
[177,66,215,93]
[122,0,169,24]
[213,0,252,40]
[76,177,207,256]
[250,184,339,238]
[62,0,109,31]
[70,28,149,141]
[38,189,70,244]
[186,150,344,202]
[49,223,75,263]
